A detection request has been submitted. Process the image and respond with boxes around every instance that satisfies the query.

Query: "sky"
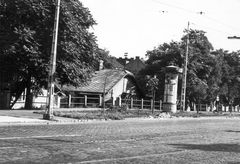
[80,0,240,59]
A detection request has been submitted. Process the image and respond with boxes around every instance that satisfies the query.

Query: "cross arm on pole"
[228,36,240,39]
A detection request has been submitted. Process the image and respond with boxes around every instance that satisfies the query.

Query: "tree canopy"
[137,29,240,109]
[0,0,100,108]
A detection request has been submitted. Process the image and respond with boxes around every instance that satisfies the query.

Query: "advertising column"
[162,66,182,113]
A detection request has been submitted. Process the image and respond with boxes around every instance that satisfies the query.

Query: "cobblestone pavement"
[0,117,240,164]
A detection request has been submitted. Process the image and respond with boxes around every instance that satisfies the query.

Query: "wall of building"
[12,89,59,109]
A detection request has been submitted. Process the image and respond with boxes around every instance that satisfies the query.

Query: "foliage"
[51,109,155,120]
[219,50,240,105]
[136,41,183,100]
[146,75,159,112]
[0,0,100,108]
[137,28,240,108]
[183,29,213,109]
[97,48,121,69]
[33,109,240,121]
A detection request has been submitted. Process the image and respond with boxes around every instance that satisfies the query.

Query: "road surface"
[0,117,240,164]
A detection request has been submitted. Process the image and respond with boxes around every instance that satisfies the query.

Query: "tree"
[137,29,215,111]
[0,0,100,109]
[136,41,183,100]
[146,75,159,113]
[218,50,240,108]
[182,29,214,110]
[97,48,123,69]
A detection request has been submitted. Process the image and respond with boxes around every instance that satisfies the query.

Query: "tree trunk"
[24,75,33,109]
[10,87,25,109]
[197,98,200,114]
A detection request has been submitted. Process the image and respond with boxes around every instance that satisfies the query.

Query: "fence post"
[112,97,115,106]
[160,100,162,111]
[68,94,71,108]
[151,99,153,112]
[141,99,143,109]
[118,97,122,107]
[130,98,133,109]
[84,95,87,107]
[99,95,102,107]
[55,96,60,108]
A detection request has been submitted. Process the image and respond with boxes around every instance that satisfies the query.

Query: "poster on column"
[165,73,178,103]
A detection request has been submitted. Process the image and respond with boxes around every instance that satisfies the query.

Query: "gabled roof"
[106,57,124,69]
[60,69,134,94]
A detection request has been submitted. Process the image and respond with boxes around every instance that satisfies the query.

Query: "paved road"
[0,117,240,164]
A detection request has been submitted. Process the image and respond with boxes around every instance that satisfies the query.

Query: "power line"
[206,10,240,14]
[151,0,240,33]
[199,14,240,33]
[151,0,195,13]
[191,22,237,36]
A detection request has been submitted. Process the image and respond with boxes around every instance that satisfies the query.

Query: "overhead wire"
[200,14,240,33]
[190,22,235,36]
[151,0,240,34]
[151,0,195,13]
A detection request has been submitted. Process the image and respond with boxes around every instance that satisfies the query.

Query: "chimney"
[99,60,104,70]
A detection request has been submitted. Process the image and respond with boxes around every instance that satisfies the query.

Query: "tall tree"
[182,29,213,110]
[219,50,240,107]
[137,41,183,100]
[0,0,99,108]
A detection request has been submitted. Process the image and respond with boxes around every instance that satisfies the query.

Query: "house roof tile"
[60,69,133,94]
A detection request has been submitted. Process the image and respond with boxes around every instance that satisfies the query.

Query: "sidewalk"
[0,109,87,125]
[1,109,239,125]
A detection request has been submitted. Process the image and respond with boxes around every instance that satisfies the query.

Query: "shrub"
[105,112,123,120]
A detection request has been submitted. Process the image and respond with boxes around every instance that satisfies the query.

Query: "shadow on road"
[35,138,74,143]
[225,130,240,133]
[169,143,240,152]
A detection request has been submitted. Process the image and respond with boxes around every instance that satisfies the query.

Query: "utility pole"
[43,0,61,120]
[180,22,190,111]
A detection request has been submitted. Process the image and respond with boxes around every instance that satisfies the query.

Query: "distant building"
[117,56,146,74]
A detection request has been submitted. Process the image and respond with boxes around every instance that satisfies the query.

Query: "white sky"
[80,0,240,59]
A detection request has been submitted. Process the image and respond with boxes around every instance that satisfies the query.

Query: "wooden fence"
[12,94,240,112]
[59,95,164,110]
[59,96,240,112]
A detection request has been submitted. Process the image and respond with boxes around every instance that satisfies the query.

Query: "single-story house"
[59,69,144,108]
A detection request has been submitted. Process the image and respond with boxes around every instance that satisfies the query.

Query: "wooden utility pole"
[43,0,60,120]
[180,22,190,111]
